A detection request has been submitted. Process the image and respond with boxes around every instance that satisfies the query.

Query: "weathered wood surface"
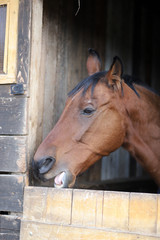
[0,85,13,97]
[41,0,107,138]
[0,0,31,96]
[0,0,19,84]
[17,0,31,86]
[0,215,20,240]
[0,97,27,135]
[0,136,27,172]
[0,175,24,212]
[0,233,19,240]
[20,222,160,240]
[20,187,160,240]
[27,0,44,178]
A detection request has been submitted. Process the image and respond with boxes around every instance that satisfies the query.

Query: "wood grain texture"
[22,187,159,238]
[17,0,31,86]
[157,195,160,234]
[0,97,27,135]
[20,221,160,240]
[0,136,27,172]
[129,193,157,234]
[0,215,20,234]
[42,0,107,136]
[27,0,44,180]
[0,233,19,240]
[0,0,19,84]
[23,187,72,225]
[0,175,24,212]
[72,189,103,228]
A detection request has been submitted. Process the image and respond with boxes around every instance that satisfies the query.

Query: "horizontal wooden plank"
[0,233,19,240]
[0,97,27,135]
[129,193,157,234]
[0,175,24,212]
[23,187,72,225]
[22,187,159,237]
[0,215,20,233]
[20,221,160,240]
[0,85,12,98]
[0,136,27,172]
[72,189,103,228]
[103,191,129,230]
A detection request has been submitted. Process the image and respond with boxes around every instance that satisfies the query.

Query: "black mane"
[68,71,159,97]
[68,71,107,97]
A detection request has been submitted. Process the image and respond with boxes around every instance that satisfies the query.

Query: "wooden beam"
[21,187,159,238]
[28,0,44,174]
[17,0,31,86]
[0,233,19,240]
[20,221,160,240]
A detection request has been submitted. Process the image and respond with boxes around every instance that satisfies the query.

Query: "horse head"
[33,49,127,188]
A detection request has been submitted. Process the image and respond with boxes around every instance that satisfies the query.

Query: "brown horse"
[33,49,160,188]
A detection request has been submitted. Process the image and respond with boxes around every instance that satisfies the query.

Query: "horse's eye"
[82,107,95,115]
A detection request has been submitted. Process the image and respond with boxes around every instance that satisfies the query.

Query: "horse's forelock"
[68,71,107,97]
[68,71,158,99]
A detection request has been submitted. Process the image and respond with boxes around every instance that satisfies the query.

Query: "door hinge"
[11,83,25,95]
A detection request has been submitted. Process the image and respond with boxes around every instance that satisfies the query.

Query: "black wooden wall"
[0,0,31,239]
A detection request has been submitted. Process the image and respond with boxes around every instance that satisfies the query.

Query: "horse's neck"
[123,84,160,185]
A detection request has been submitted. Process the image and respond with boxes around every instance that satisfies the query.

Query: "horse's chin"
[53,171,75,188]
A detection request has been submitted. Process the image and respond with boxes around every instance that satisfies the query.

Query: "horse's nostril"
[39,156,56,174]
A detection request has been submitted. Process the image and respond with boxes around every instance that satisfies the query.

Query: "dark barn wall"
[100,0,160,191]
[105,0,160,92]
[41,0,107,139]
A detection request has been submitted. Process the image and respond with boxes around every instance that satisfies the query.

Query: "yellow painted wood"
[21,187,160,239]
[103,191,129,231]
[129,193,157,234]
[23,187,72,225]
[23,187,48,222]
[157,195,160,234]
[0,0,19,84]
[20,221,160,240]
[71,189,103,228]
[45,188,72,225]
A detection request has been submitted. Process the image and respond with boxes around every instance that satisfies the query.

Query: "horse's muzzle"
[32,156,56,181]
[32,157,75,188]
[54,171,73,188]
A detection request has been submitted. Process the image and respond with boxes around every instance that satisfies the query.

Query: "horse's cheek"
[99,111,125,153]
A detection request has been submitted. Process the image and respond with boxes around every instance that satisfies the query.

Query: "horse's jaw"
[54,170,75,188]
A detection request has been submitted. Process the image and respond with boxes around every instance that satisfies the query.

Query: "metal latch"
[11,83,25,95]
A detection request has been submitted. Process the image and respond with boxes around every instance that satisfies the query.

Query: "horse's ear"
[86,48,102,76]
[106,56,123,91]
